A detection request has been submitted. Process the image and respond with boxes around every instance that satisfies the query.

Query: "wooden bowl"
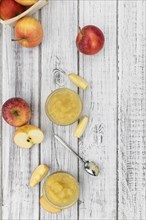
[0,0,48,26]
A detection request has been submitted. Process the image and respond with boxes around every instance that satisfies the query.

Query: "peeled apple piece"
[74,115,89,138]
[30,164,49,187]
[40,196,61,213]
[68,74,89,90]
[15,0,38,6]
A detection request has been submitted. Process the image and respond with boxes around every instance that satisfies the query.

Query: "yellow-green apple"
[0,0,26,20]
[76,25,105,55]
[14,16,43,48]
[14,125,44,148]
[2,97,31,127]
[15,0,38,6]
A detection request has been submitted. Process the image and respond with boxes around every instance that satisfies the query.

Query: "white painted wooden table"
[0,1,146,220]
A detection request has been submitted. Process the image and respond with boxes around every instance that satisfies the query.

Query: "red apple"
[0,0,26,20]
[14,16,43,48]
[76,25,105,55]
[15,0,38,6]
[2,97,31,127]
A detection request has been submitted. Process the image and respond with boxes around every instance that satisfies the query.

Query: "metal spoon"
[54,134,100,176]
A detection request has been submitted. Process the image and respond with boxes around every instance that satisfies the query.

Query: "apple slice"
[14,0,38,6]
[68,74,89,90]
[14,125,44,148]
[30,164,49,187]
[40,196,61,213]
[74,115,89,138]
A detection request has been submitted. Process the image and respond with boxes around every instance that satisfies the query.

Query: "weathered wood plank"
[78,1,117,219]
[118,1,146,220]
[0,24,3,220]
[40,1,78,219]
[1,15,40,219]
[1,1,146,220]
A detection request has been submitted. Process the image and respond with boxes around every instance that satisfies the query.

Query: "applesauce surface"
[45,88,82,125]
[43,172,79,208]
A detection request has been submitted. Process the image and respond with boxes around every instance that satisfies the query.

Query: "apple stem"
[11,39,21,42]
[79,26,83,35]
[13,110,19,116]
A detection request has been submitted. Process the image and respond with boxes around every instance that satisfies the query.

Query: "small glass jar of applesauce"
[45,88,82,126]
[42,172,80,210]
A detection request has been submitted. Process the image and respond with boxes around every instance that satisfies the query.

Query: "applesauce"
[45,88,82,125]
[43,172,79,209]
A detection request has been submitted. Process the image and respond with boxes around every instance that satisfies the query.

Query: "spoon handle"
[54,134,85,163]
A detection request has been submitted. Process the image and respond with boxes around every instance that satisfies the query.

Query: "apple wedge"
[40,196,61,213]
[14,125,44,148]
[68,73,89,90]
[74,115,89,138]
[15,0,38,6]
[30,164,49,187]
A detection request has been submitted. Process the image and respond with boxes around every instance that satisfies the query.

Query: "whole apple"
[76,25,105,55]
[0,0,26,20]
[2,97,31,127]
[15,0,38,6]
[14,16,43,48]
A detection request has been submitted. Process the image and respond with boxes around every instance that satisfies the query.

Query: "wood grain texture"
[0,24,3,220]
[78,1,117,220]
[1,14,40,219]
[0,1,146,220]
[40,1,78,219]
[118,1,146,219]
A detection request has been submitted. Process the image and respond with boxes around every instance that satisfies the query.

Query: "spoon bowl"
[84,161,100,176]
[54,134,100,177]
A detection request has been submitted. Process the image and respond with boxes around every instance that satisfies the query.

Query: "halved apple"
[40,196,61,213]
[68,73,89,90]
[14,125,44,148]
[30,164,49,187]
[74,115,89,138]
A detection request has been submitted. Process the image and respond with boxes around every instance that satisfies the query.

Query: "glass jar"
[42,171,80,210]
[45,88,82,126]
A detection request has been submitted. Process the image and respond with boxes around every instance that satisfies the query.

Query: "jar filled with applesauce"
[45,88,82,126]
[42,172,80,210]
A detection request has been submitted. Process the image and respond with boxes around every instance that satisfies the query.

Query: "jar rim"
[42,171,80,209]
[45,88,83,126]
